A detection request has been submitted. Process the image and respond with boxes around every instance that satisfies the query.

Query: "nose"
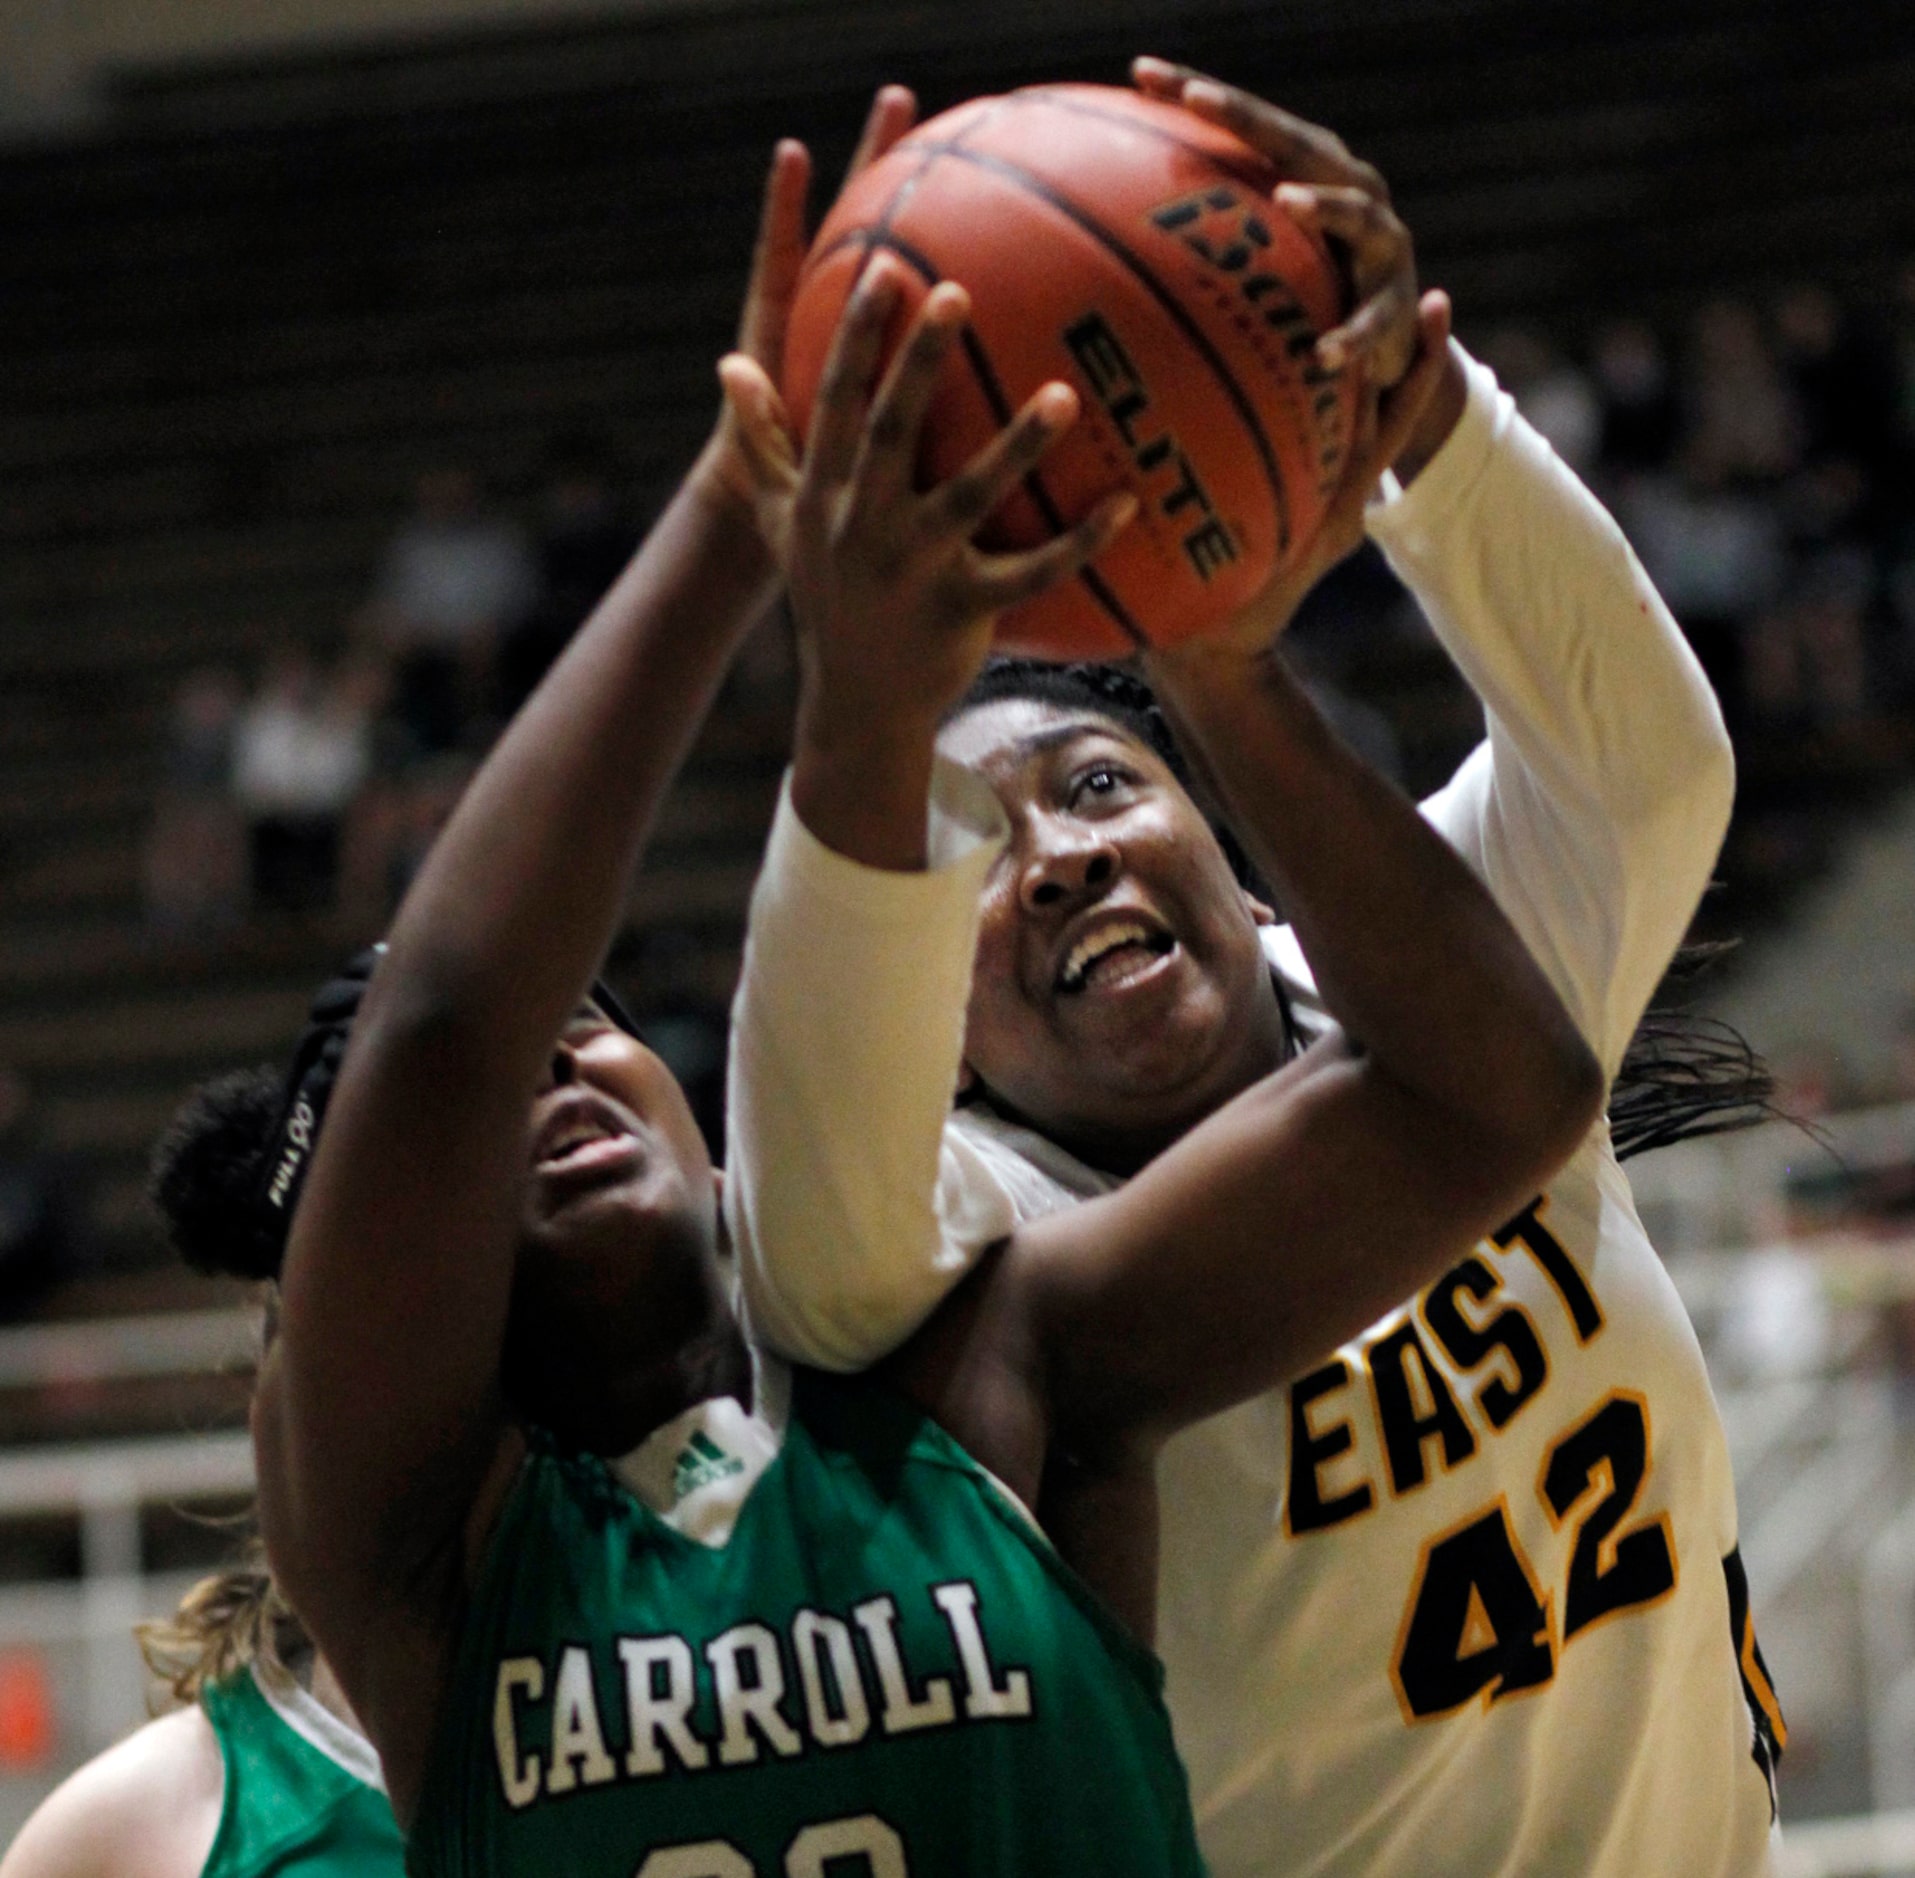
[1019,816,1119,912]
[541,1041,579,1092]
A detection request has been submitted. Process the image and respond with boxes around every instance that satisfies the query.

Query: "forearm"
[1147,642,1599,1150]
[1028,653,1600,1446]
[726,763,1013,1366]
[276,450,770,1569]
[1372,345,1734,1064]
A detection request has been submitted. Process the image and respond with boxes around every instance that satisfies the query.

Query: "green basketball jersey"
[409,1366,1205,1878]
[201,1665,405,1878]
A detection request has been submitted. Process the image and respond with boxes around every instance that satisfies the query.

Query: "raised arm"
[720,260,1134,1364]
[253,144,814,1811]
[1369,348,1734,1072]
[1010,629,1603,1454]
[1136,60,1734,1073]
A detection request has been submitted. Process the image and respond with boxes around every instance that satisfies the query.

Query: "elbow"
[1485,1026,1605,1203]
[1541,1028,1607,1165]
[1683,697,1737,852]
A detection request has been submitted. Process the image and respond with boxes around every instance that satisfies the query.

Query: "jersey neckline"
[248,1663,387,1794]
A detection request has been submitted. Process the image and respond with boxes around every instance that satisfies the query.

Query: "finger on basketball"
[1275,182,1403,264]
[846,85,918,182]
[807,255,903,489]
[1321,279,1417,383]
[1310,385,1383,556]
[1138,63,1374,193]
[736,140,812,368]
[972,489,1139,610]
[926,380,1079,537]
[857,282,971,503]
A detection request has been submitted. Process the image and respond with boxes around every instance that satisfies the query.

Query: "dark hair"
[148,1066,288,1281]
[148,947,647,1285]
[951,658,1775,1160]
[143,1067,306,1705]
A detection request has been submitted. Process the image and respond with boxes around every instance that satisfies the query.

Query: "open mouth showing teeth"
[533,1094,641,1174]
[538,1126,629,1168]
[1056,921,1176,993]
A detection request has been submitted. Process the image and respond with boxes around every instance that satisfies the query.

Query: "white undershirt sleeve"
[1360,346,1736,1078]
[723,760,1021,1370]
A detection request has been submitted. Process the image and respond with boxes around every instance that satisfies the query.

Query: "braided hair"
[951,658,1775,1159]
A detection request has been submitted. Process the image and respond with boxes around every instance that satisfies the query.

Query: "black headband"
[248,945,645,1275]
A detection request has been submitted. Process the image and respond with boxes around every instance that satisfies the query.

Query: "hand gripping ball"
[783,84,1358,660]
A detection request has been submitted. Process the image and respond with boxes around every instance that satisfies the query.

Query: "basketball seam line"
[1011,88,1281,191]
[905,135,1294,553]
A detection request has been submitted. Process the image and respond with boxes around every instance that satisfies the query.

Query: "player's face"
[509,1004,720,1449]
[939,699,1289,1171]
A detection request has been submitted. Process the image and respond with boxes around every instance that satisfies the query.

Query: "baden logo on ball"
[783,84,1358,662]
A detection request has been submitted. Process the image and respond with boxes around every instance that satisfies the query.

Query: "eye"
[1069,761,1134,807]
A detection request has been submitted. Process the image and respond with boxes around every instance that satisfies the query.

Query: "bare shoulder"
[0,1705,225,1878]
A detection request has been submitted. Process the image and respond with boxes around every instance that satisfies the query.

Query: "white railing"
[0,1431,255,1760]
[0,1308,261,1833]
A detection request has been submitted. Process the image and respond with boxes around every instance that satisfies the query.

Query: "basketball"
[782,84,1358,661]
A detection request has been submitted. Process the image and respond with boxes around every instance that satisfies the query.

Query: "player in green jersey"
[236,117,1599,1878]
[0,1458,399,1878]
[0,1557,400,1878]
[0,1117,405,1878]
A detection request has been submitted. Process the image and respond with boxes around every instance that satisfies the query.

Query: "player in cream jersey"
[723,65,1783,1878]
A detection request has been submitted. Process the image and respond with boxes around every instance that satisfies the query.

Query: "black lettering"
[1494,1199,1603,1342]
[1182,516,1240,581]
[1286,1360,1374,1534]
[1108,387,1153,451]
[1422,1259,1546,1431]
[1542,1395,1676,1641]
[1156,451,1210,520]
[1368,1320,1477,1494]
[1393,1505,1555,1719]
[1063,313,1140,402]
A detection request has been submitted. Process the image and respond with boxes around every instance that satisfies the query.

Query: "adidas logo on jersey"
[670,1430,745,1501]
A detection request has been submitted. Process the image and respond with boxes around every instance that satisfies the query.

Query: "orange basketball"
[783,84,1358,661]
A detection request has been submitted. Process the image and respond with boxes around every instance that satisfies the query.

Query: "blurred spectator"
[0,1067,75,1318]
[361,750,478,917]
[141,665,245,940]
[230,647,374,916]
[1482,325,1600,473]
[498,433,639,718]
[1680,298,1802,486]
[370,466,537,753]
[1742,547,1874,734]
[1774,284,1902,486]
[1592,318,1681,474]
[1619,469,1786,728]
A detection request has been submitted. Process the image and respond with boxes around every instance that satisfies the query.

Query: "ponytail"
[134,1533,310,1706]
